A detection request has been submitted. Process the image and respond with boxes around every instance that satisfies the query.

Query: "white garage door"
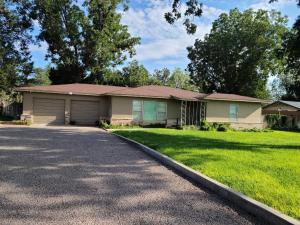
[33,98,65,125]
[71,100,100,125]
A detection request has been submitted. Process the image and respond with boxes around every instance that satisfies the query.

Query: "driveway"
[0,125,261,225]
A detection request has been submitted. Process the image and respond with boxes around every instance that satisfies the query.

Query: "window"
[229,104,238,122]
[132,100,167,122]
[157,102,167,121]
[133,100,142,121]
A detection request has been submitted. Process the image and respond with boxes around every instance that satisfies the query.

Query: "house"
[262,100,300,128]
[17,83,264,129]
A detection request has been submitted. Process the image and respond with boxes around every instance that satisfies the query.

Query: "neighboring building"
[17,84,264,129]
[262,100,300,128]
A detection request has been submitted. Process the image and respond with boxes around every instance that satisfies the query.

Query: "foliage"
[265,114,294,129]
[99,120,140,129]
[31,0,140,84]
[165,0,203,34]
[122,60,150,87]
[27,66,51,85]
[276,30,300,101]
[114,129,300,219]
[199,120,212,131]
[0,0,33,94]
[152,68,171,86]
[168,68,197,91]
[187,8,289,99]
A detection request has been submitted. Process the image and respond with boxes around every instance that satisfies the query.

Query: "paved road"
[0,125,261,225]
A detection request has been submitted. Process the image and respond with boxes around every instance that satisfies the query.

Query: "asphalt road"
[0,125,262,225]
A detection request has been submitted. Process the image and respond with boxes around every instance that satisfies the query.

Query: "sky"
[30,0,299,73]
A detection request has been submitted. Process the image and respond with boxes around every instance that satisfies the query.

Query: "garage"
[70,100,100,125]
[33,98,65,125]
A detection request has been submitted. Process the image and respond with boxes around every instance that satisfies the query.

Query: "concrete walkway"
[0,125,261,225]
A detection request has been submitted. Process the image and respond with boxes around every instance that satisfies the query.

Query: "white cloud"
[250,0,294,10]
[121,1,224,63]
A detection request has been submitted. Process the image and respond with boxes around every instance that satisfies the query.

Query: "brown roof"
[17,83,128,96]
[17,83,263,102]
[106,85,206,101]
[204,93,262,103]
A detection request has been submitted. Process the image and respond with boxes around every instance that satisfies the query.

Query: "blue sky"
[30,0,299,73]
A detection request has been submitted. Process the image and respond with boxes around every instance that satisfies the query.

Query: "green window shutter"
[229,104,238,122]
[157,102,167,121]
[133,100,142,121]
[143,101,157,121]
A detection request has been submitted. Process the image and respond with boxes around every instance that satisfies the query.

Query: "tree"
[32,0,140,84]
[28,66,51,86]
[165,0,203,34]
[152,68,171,85]
[0,0,33,94]
[187,9,288,98]
[168,68,196,91]
[122,60,150,87]
[270,0,300,100]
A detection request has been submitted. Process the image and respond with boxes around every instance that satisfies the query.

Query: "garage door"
[71,100,100,125]
[33,98,65,125]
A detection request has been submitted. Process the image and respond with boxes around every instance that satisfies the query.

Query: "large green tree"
[32,0,140,84]
[168,68,196,91]
[122,60,150,87]
[0,0,33,94]
[187,8,288,98]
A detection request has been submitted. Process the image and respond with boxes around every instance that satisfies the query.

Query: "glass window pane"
[143,101,157,121]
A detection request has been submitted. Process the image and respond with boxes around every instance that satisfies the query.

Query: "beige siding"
[22,92,109,125]
[206,100,263,129]
[110,96,180,125]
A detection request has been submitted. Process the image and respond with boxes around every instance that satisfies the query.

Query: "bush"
[99,120,141,129]
[199,120,212,131]
[217,124,229,132]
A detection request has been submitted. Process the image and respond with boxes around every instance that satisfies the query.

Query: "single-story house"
[262,100,300,128]
[17,83,264,129]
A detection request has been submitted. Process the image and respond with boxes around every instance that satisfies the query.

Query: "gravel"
[0,125,262,225]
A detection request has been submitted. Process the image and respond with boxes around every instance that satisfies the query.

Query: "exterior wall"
[21,92,110,125]
[206,100,263,129]
[110,96,181,126]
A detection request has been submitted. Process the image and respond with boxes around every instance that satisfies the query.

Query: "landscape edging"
[112,132,300,225]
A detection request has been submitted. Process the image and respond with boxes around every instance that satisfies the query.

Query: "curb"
[112,132,300,225]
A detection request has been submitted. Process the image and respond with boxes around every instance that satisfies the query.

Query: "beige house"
[17,83,264,129]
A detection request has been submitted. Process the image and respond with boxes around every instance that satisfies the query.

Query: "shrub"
[217,124,230,132]
[199,120,211,131]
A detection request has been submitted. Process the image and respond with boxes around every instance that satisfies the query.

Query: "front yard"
[113,129,300,220]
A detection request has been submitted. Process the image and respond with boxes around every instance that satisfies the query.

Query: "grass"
[113,129,300,220]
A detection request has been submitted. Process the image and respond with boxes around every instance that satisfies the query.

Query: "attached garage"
[33,98,65,125]
[70,100,100,125]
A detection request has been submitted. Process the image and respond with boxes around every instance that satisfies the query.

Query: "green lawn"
[113,129,300,219]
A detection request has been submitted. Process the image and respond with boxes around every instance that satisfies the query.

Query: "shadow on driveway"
[0,126,262,225]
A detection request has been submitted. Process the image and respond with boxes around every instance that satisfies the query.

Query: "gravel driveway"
[0,125,261,225]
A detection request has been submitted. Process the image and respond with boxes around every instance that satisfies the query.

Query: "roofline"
[263,100,300,110]
[204,98,262,103]
[17,86,265,103]
[18,89,101,97]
